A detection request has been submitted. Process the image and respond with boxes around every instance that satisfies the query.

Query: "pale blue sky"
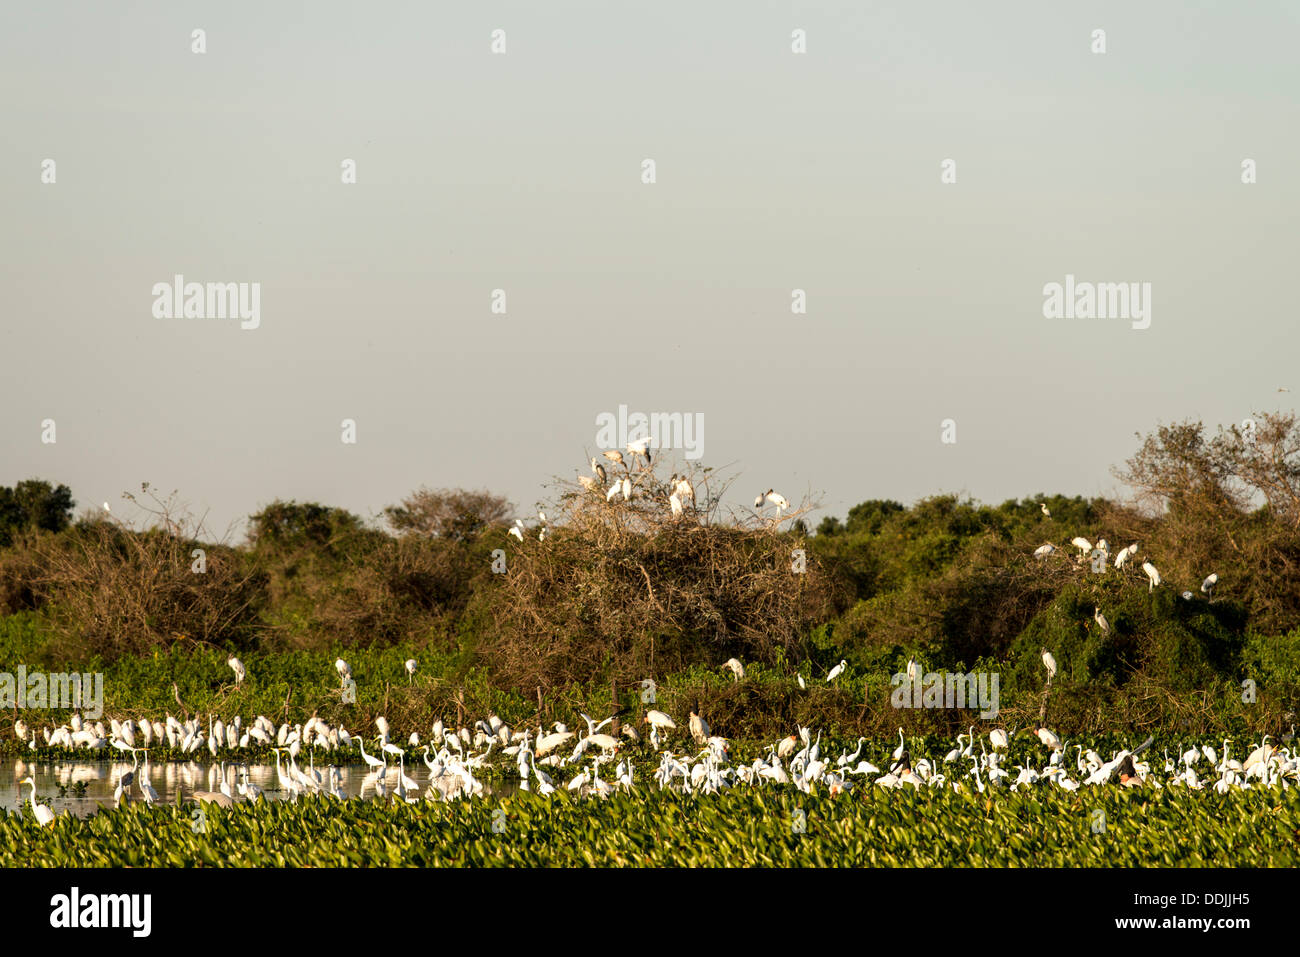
[3,1,1297,538]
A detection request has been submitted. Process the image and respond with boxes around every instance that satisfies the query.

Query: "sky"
[3,1,1298,541]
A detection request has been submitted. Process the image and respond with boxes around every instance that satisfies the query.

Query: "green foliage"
[0,479,75,547]
[3,786,1295,867]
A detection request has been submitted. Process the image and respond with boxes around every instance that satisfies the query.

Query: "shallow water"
[2,756,522,818]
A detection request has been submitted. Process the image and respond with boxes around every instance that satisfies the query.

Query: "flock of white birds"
[1032,506,1221,631]
[13,654,1298,827]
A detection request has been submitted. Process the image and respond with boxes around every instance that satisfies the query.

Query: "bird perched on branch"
[627,437,652,464]
[602,450,625,467]
[1142,561,1161,591]
[722,658,745,681]
[1114,543,1139,569]
[1040,503,1051,518]
[1041,648,1057,678]
[591,458,607,484]
[1033,543,1056,559]
[227,656,246,686]
[1093,608,1110,633]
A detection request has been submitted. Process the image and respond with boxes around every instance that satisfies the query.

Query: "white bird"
[509,519,524,542]
[990,729,1008,750]
[578,474,599,492]
[826,659,847,683]
[797,673,806,690]
[102,502,111,513]
[537,509,547,524]
[591,458,607,483]
[765,490,790,513]
[602,449,625,467]
[906,658,919,684]
[1142,561,1161,591]
[754,491,766,508]
[1071,537,1093,556]
[1040,503,1051,518]
[1114,543,1139,569]
[227,656,246,685]
[20,777,55,827]
[1035,726,1062,751]
[1041,648,1057,678]
[335,658,352,681]
[606,483,621,502]
[688,710,711,746]
[1094,608,1110,633]
[722,658,745,681]
[405,659,417,684]
[1201,573,1218,597]
[669,493,683,517]
[621,477,632,501]
[1033,543,1056,559]
[627,437,652,463]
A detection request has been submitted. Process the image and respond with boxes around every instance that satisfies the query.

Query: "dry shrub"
[20,489,263,659]
[477,463,848,691]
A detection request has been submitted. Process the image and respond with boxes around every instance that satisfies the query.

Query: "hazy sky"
[4,1,1298,540]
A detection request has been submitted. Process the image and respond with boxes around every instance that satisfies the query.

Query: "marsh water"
[2,756,522,818]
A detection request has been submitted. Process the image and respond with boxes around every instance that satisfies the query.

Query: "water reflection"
[3,757,520,818]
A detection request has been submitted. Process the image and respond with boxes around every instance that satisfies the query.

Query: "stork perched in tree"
[722,657,745,681]
[1142,561,1161,591]
[603,449,625,468]
[626,436,652,465]
[1033,543,1056,559]
[1114,543,1139,569]
[227,656,246,686]
[1041,648,1057,678]
[1201,573,1218,598]
[1071,536,1093,556]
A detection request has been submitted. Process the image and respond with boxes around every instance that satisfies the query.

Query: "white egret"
[1041,648,1057,678]
[1142,561,1161,591]
[1040,503,1051,518]
[826,659,847,684]
[20,777,55,827]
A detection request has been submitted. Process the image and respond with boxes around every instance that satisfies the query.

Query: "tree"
[0,479,75,546]
[384,487,511,542]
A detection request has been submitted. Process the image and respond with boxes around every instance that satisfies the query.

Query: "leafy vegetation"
[4,787,1296,867]
[0,413,1298,740]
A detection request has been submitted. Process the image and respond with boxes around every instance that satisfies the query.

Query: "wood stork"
[335,658,352,682]
[722,657,745,681]
[766,490,790,513]
[591,458,607,483]
[1115,543,1139,569]
[227,656,246,686]
[1033,543,1056,559]
[578,474,599,491]
[1142,561,1161,591]
[1201,573,1218,597]
[405,659,417,684]
[688,709,710,746]
[1034,725,1062,751]
[754,491,766,508]
[627,436,652,464]
[990,729,1008,750]
[602,449,625,467]
[1071,537,1093,556]
[1041,648,1057,678]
